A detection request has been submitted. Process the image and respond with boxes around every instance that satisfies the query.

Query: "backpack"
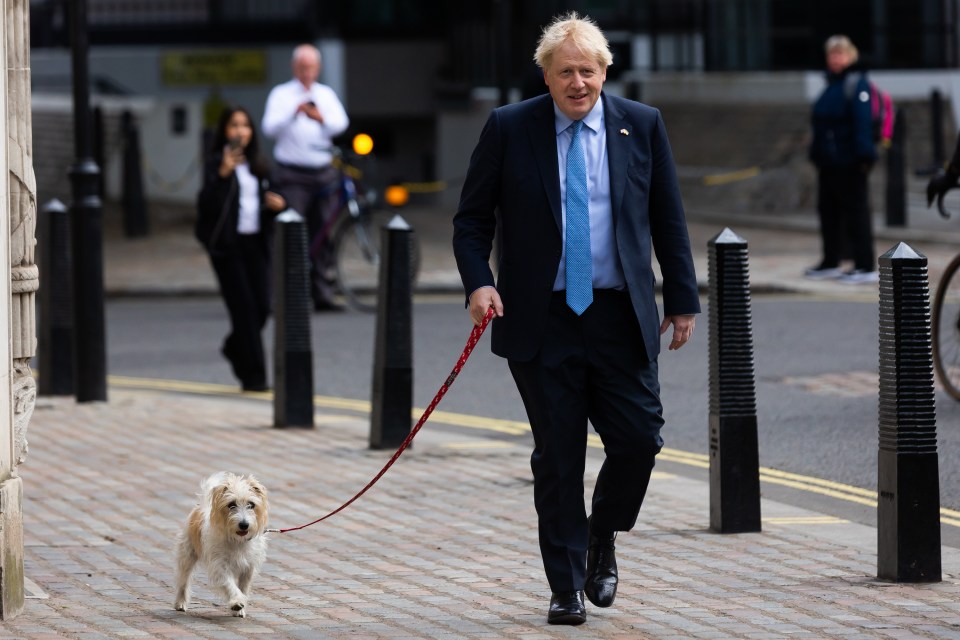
[844,72,894,147]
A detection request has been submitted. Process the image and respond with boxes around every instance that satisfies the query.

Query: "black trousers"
[273,163,341,306]
[508,290,664,593]
[816,166,874,271]
[210,234,270,388]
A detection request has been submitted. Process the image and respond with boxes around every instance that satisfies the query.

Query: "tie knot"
[571,120,584,137]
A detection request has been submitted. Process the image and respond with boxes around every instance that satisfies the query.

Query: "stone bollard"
[877,243,941,582]
[37,199,75,396]
[370,215,414,450]
[273,210,314,428]
[707,228,761,533]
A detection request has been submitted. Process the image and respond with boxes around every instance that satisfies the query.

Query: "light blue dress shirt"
[552,97,625,292]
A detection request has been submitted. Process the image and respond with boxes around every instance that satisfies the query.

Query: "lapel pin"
[620,128,629,136]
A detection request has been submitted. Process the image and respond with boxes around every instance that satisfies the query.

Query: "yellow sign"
[161,50,266,86]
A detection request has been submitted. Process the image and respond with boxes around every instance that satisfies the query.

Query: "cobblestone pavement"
[4,389,960,639]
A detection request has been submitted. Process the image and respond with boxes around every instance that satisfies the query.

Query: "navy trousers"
[508,289,664,593]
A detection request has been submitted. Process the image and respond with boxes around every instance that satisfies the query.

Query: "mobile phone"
[228,136,242,150]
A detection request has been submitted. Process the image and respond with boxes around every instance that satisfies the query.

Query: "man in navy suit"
[453,12,700,625]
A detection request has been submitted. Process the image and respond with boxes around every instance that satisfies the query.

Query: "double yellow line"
[107,375,960,528]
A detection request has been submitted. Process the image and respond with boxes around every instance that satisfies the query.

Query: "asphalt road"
[90,294,960,545]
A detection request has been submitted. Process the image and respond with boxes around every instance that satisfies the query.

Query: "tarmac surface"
[11,191,960,638]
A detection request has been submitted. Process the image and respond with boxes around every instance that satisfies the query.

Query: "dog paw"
[174,601,187,612]
[231,602,246,618]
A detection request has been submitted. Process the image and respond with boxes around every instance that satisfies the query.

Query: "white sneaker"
[804,266,843,280]
[838,269,879,284]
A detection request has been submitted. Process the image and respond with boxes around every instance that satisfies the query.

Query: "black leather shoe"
[585,517,618,608]
[547,590,586,625]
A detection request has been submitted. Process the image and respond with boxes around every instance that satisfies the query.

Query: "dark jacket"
[453,92,700,362]
[195,154,275,256]
[810,64,878,169]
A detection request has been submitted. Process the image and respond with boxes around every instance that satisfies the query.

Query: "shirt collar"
[554,95,604,136]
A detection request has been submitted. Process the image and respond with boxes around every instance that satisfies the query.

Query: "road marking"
[764,516,849,525]
[702,166,761,186]
[442,441,517,450]
[106,375,960,527]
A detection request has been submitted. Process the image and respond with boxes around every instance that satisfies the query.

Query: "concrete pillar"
[0,0,36,619]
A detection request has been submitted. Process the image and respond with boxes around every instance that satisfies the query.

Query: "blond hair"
[533,12,613,71]
[824,34,859,63]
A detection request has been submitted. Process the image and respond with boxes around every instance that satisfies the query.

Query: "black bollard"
[273,210,314,428]
[707,228,761,534]
[885,109,907,228]
[931,89,945,168]
[37,199,75,396]
[69,0,107,403]
[370,215,414,450]
[877,243,941,582]
[121,110,149,238]
[92,106,105,199]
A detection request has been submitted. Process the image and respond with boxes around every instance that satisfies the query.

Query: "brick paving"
[13,198,960,637]
[4,389,960,639]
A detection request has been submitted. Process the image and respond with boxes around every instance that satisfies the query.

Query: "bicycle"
[310,134,421,313]
[929,181,960,398]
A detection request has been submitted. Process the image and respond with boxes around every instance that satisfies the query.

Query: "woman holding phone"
[196,106,286,392]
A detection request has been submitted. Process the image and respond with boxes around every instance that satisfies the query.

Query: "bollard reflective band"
[266,306,495,534]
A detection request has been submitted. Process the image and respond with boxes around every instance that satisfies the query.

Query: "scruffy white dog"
[174,472,269,617]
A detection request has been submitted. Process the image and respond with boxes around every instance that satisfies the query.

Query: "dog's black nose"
[238,521,249,530]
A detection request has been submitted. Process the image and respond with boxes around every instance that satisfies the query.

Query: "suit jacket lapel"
[603,94,628,226]
[528,98,562,231]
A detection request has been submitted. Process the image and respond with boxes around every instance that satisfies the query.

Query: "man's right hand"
[468,286,503,326]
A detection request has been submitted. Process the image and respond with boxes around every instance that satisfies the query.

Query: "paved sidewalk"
[5,388,960,639]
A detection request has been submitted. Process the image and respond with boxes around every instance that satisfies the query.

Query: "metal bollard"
[121,110,148,238]
[370,215,414,450]
[931,89,945,168]
[877,243,941,582]
[273,210,314,428]
[93,106,105,199]
[37,199,75,396]
[707,228,761,534]
[70,162,108,403]
[885,109,907,228]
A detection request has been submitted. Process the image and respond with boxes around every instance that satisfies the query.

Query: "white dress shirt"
[261,78,349,169]
[235,163,260,234]
[552,96,625,292]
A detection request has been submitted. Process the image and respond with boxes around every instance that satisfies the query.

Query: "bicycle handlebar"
[938,184,960,219]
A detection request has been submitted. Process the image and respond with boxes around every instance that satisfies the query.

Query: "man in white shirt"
[262,43,349,311]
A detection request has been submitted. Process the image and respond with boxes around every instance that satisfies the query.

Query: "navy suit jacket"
[453,92,700,362]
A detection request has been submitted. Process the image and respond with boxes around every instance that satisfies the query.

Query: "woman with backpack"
[806,34,879,284]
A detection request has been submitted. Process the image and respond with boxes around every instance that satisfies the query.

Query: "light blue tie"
[565,120,592,315]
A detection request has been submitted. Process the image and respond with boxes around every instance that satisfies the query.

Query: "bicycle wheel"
[933,253,960,400]
[333,208,421,313]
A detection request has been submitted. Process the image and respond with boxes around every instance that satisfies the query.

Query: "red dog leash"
[267,307,495,534]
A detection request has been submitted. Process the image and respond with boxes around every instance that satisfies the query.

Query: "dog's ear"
[248,476,267,497]
[211,484,229,508]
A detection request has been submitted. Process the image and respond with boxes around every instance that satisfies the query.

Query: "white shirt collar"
[554,95,604,135]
